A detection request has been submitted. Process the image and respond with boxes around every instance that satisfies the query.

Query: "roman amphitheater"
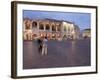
[23,18,80,40]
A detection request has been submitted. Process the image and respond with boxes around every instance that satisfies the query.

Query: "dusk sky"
[23,10,91,30]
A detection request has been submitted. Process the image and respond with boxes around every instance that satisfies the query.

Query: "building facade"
[23,18,80,40]
[82,28,91,38]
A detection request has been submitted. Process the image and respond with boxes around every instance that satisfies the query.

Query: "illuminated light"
[40,34,43,36]
[52,34,55,36]
[27,30,32,33]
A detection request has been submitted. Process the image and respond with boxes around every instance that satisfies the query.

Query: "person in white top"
[42,36,48,55]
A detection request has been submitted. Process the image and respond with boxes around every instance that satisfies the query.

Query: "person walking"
[42,36,48,55]
[37,37,43,53]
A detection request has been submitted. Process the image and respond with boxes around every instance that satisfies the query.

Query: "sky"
[23,10,91,30]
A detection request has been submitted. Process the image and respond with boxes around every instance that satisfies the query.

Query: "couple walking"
[38,36,48,55]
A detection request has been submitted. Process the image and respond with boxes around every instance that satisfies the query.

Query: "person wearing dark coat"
[37,38,43,53]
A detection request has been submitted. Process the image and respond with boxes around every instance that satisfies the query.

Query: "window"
[39,23,44,30]
[32,22,37,28]
[68,26,70,32]
[46,24,50,30]
[64,26,66,31]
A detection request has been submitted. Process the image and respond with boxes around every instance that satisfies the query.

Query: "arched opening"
[32,34,37,39]
[63,35,67,38]
[32,21,37,28]
[25,20,30,30]
[63,35,67,40]
[67,26,70,33]
[57,24,61,31]
[52,25,56,31]
[52,33,56,39]
[39,23,44,30]
[64,26,67,31]
[46,24,50,30]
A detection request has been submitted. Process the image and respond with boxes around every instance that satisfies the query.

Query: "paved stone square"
[23,39,90,69]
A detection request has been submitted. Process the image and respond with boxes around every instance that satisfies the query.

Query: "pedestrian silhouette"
[42,36,48,55]
[37,38,43,53]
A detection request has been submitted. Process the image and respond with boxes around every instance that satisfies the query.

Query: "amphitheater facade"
[23,18,80,40]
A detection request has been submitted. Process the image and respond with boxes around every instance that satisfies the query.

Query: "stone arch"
[24,20,31,30]
[32,21,37,28]
[45,24,50,30]
[39,22,44,30]
[51,24,56,31]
